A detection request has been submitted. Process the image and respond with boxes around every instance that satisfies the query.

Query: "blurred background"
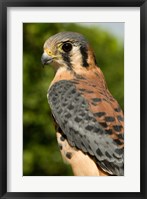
[23,23,124,176]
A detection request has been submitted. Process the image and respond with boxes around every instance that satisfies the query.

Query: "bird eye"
[62,43,72,52]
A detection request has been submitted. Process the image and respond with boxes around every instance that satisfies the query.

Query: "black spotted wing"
[48,80,124,176]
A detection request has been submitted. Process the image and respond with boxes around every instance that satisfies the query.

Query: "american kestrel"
[41,32,124,176]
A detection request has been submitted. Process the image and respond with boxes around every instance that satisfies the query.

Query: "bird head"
[41,32,97,71]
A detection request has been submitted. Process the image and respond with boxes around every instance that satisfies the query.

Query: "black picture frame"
[0,0,147,198]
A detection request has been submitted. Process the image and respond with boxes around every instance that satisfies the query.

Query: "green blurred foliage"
[23,23,124,176]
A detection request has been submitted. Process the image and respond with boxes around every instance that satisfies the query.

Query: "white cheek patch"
[70,47,82,68]
[53,54,67,68]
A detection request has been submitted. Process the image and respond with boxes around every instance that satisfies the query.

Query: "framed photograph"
[0,0,146,198]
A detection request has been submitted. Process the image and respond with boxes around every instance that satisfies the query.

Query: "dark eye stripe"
[61,53,72,69]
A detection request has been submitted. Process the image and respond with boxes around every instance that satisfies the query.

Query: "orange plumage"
[41,32,124,176]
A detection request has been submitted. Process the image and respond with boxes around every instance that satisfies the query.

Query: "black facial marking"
[117,115,124,122]
[105,116,115,122]
[66,152,72,159]
[92,98,102,102]
[113,125,123,132]
[94,112,106,117]
[61,52,72,69]
[80,45,89,67]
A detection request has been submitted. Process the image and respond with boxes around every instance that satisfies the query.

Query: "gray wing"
[48,80,124,175]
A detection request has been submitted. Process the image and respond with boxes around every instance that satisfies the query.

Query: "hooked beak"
[41,52,53,66]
